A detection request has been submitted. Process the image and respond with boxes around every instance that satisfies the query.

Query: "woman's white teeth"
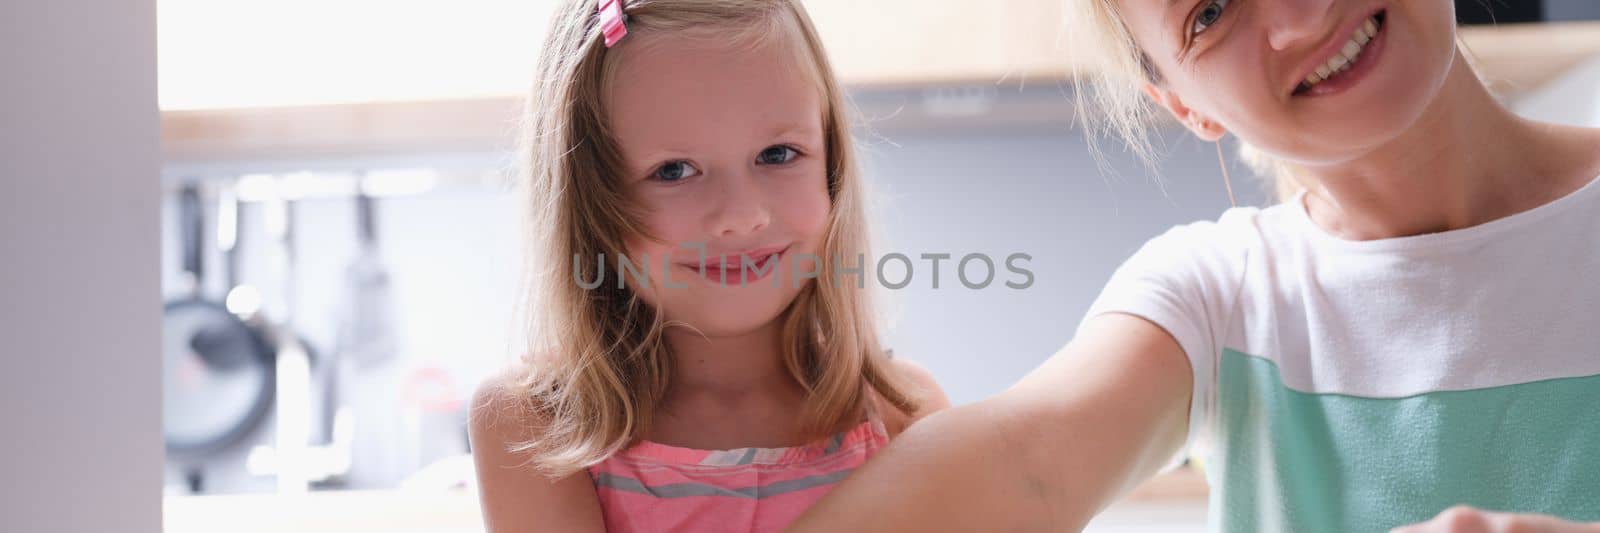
[1340,41,1362,60]
[1304,16,1380,87]
[1328,52,1350,72]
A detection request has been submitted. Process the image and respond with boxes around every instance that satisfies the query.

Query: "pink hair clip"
[598,0,628,48]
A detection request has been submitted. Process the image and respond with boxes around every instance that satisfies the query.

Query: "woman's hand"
[1393,506,1600,533]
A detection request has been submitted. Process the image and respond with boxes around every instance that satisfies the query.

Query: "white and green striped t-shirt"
[1083,176,1600,532]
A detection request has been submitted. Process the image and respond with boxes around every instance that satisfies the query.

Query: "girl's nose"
[708,172,771,238]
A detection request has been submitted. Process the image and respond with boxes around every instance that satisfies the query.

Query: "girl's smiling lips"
[676,245,790,283]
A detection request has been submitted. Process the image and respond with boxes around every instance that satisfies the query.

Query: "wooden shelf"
[161,20,1600,166]
[1460,21,1600,94]
[803,0,1072,88]
[162,98,523,166]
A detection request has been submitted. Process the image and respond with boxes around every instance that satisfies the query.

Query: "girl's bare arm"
[469,376,607,533]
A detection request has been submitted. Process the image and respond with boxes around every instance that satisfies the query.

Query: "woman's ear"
[1142,83,1227,142]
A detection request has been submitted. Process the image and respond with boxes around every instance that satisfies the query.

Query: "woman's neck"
[1299,49,1591,241]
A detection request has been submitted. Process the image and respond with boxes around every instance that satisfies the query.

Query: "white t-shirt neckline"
[1287,173,1600,254]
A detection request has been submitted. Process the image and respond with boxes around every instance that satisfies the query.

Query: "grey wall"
[171,120,1262,412]
[863,126,1265,403]
[1,0,162,531]
[160,112,1263,491]
[1548,0,1600,21]
[1515,55,1600,126]
[155,69,1295,490]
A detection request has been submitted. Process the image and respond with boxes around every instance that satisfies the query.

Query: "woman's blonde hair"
[504,0,920,477]
[1063,0,1308,202]
[1064,2,1494,204]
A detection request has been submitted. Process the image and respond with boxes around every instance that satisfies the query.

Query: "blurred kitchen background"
[156,0,1600,530]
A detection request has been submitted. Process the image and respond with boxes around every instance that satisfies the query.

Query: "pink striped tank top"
[587,399,888,532]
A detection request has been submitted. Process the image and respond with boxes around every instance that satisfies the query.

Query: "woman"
[789,0,1600,531]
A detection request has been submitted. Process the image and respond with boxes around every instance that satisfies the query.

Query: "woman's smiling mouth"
[1292,9,1386,98]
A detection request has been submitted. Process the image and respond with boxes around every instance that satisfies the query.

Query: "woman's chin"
[1277,73,1445,164]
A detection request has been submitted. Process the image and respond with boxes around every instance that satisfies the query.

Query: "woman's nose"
[1262,0,1337,51]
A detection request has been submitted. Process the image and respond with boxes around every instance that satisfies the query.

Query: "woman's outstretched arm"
[788,313,1194,532]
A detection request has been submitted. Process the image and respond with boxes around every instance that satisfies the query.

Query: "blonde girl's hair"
[502,0,921,477]
[1063,0,1309,203]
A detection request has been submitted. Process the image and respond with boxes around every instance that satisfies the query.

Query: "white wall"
[1,1,162,532]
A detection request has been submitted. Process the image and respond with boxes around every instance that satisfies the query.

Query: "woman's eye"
[652,161,701,182]
[1192,0,1229,35]
[756,146,799,166]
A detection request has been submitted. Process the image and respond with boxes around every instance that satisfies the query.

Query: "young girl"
[792,0,1600,532]
[468,1,948,531]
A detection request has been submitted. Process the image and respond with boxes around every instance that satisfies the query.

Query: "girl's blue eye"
[653,161,700,182]
[756,146,799,165]
[1192,0,1230,35]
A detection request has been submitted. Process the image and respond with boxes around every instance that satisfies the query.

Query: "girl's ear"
[1142,83,1227,142]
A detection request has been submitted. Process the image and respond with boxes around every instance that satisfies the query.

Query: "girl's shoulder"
[468,365,608,532]
[469,364,548,445]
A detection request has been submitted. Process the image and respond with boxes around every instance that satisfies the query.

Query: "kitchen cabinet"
[162,20,1600,166]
